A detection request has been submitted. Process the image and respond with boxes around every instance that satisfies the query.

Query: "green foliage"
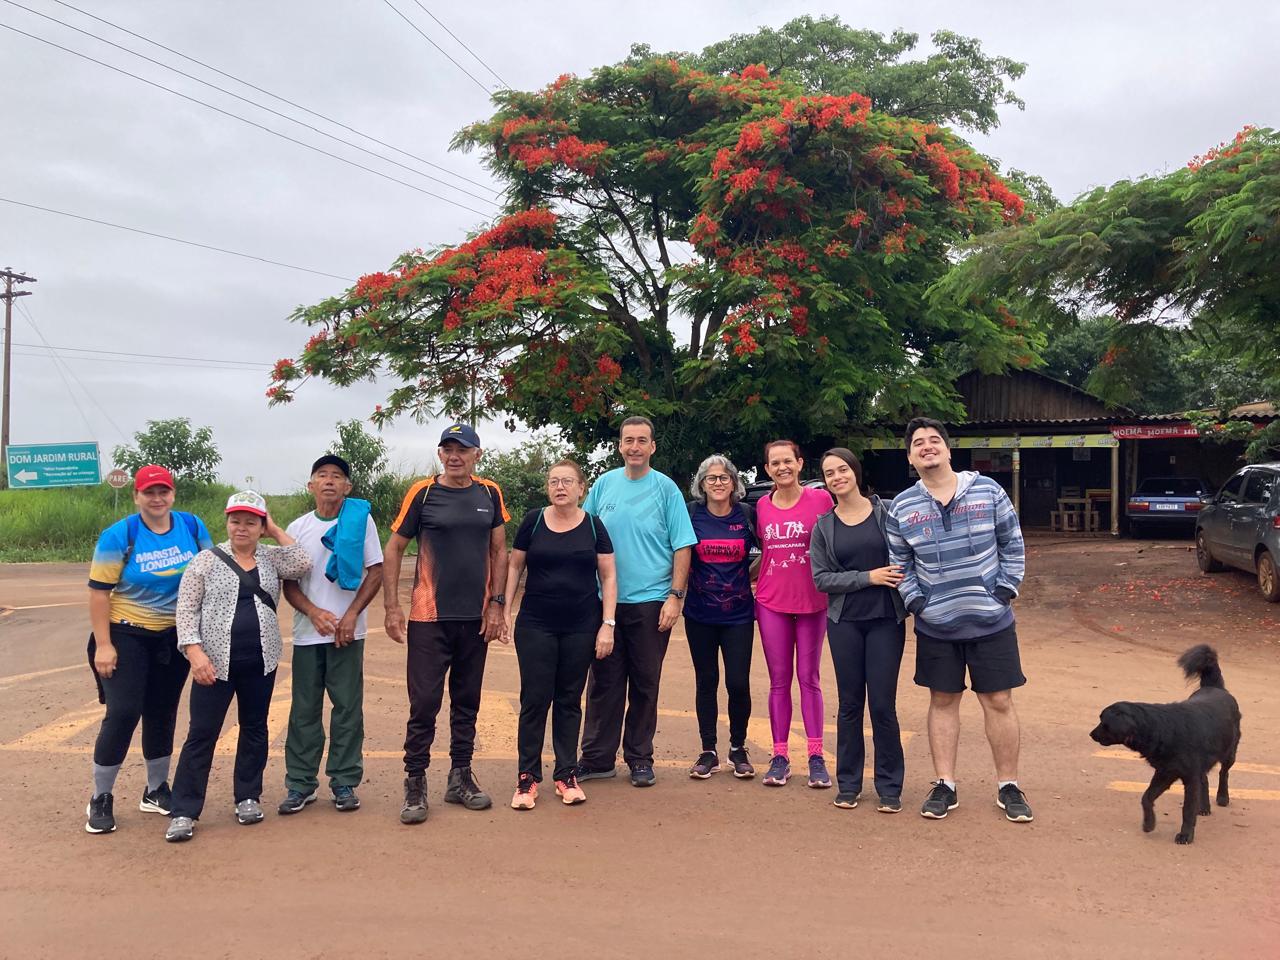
[660,16,1026,134]
[936,125,1280,459]
[478,436,570,533]
[0,482,311,563]
[112,418,222,484]
[274,45,1034,480]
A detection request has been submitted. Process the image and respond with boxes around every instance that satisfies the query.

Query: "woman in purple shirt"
[683,455,757,780]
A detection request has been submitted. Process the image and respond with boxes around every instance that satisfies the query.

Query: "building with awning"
[854,370,1275,535]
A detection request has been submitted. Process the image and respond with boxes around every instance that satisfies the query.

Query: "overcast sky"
[2,0,1277,491]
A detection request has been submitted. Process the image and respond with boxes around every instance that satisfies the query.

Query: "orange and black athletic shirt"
[392,475,510,622]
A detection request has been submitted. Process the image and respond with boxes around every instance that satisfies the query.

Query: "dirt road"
[1,535,1277,959]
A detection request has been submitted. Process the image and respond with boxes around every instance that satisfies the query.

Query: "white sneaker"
[165,816,194,842]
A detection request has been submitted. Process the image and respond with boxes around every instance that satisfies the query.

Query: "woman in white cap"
[165,491,310,842]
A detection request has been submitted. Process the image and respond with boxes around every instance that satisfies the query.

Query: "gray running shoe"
[920,781,959,819]
[401,774,428,824]
[85,793,116,834]
[235,799,264,824]
[444,766,492,810]
[278,789,317,815]
[997,784,1034,822]
[573,762,617,782]
[165,816,194,842]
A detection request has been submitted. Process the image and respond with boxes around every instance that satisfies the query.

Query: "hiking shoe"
[85,793,116,834]
[511,773,538,810]
[278,789,317,815]
[877,795,903,814]
[689,751,720,779]
[629,764,656,787]
[833,792,860,809]
[573,762,617,782]
[165,816,194,842]
[235,799,264,824]
[401,774,428,824]
[997,784,1034,823]
[332,785,361,812]
[762,755,791,786]
[807,755,832,789]
[555,774,587,805]
[445,766,492,810]
[920,781,959,819]
[727,747,755,779]
[139,782,172,815]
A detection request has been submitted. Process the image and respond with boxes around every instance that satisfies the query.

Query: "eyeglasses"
[547,477,579,488]
[704,475,733,486]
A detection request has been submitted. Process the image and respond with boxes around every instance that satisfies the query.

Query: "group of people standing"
[83,412,1033,842]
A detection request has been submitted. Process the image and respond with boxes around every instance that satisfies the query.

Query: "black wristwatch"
[489,594,506,605]
[668,588,687,600]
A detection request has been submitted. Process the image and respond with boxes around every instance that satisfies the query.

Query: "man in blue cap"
[383,424,510,823]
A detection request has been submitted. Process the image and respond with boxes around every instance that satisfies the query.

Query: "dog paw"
[1198,807,1211,817]
[1216,796,1230,807]
[1174,833,1193,844]
[1142,815,1155,833]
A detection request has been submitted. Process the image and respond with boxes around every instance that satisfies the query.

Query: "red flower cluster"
[920,141,961,201]
[354,272,397,305]
[779,92,871,131]
[595,355,622,382]
[1188,125,1256,172]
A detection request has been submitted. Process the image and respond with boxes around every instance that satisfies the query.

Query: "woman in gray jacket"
[165,490,311,842]
[809,448,907,813]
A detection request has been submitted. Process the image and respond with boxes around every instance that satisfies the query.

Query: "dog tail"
[1178,644,1224,688]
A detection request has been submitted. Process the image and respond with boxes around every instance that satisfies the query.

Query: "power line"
[406,0,509,89]
[380,0,495,97]
[0,196,356,281]
[7,340,266,368]
[0,21,493,217]
[16,300,114,441]
[2,0,497,205]
[11,347,268,373]
[46,0,501,195]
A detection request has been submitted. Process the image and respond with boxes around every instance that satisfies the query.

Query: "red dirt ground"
[1,534,1277,959]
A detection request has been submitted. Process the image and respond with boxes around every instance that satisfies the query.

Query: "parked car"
[1127,477,1210,530]
[1195,464,1280,602]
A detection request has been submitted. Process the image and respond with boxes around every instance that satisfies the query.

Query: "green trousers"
[284,638,364,793]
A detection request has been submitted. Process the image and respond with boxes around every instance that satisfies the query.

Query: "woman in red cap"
[85,465,214,834]
[164,490,310,843]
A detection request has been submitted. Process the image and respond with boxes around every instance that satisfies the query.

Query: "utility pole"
[1,268,37,467]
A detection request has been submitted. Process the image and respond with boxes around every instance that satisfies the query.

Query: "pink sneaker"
[511,773,538,810]
[554,774,587,805]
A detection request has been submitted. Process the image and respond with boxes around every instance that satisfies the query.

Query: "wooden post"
[1012,446,1021,517]
[1110,442,1120,536]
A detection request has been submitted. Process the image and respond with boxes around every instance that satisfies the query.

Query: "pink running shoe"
[554,774,587,805]
[511,773,538,810]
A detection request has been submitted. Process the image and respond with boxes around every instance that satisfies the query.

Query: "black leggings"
[170,656,277,819]
[514,619,597,781]
[828,617,905,798]
[91,625,189,766]
[684,618,754,752]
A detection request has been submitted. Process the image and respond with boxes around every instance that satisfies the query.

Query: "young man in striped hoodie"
[885,418,1033,823]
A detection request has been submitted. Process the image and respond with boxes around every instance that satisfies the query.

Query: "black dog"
[1090,644,1241,844]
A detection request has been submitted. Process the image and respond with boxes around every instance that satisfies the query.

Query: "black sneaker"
[997,783,1034,822]
[400,774,428,824]
[833,792,860,809]
[573,762,617,782]
[444,766,492,810]
[689,751,720,779]
[139,782,172,815]
[85,792,116,834]
[727,746,755,779]
[877,795,903,814]
[278,789,317,815]
[629,764,656,787]
[332,785,361,812]
[920,780,959,819]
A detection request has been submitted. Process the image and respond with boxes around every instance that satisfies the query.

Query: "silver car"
[1195,463,1280,602]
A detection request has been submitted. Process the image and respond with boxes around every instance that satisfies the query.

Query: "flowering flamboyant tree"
[271,54,1032,476]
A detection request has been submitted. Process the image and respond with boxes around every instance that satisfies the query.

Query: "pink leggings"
[756,606,827,757]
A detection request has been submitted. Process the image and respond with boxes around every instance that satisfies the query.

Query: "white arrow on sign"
[14,469,38,483]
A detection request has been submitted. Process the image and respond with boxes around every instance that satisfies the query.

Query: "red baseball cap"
[134,465,175,492]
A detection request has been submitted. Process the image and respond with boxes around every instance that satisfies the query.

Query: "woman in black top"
[503,460,617,810]
[809,449,908,813]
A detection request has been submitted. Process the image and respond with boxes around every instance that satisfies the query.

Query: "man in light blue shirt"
[576,416,697,787]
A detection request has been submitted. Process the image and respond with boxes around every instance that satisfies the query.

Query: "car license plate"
[1153,503,1180,511]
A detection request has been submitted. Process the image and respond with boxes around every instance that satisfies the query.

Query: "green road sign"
[6,442,101,488]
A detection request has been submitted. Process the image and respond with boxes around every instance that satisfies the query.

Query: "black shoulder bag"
[210,546,277,612]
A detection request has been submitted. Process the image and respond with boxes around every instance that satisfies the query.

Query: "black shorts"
[913,624,1026,694]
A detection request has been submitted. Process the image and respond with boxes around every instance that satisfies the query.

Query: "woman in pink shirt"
[755,440,834,788]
